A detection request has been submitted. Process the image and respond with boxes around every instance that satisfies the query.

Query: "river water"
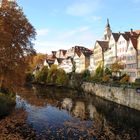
[16,85,140,140]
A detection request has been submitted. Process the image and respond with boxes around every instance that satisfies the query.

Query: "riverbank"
[0,109,36,139]
[82,82,140,111]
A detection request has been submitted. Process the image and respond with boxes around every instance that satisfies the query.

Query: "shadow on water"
[16,85,140,139]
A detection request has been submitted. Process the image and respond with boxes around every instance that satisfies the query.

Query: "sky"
[17,0,140,54]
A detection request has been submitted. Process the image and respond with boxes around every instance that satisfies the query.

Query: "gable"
[94,42,102,50]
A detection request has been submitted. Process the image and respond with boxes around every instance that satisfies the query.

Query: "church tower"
[104,18,112,41]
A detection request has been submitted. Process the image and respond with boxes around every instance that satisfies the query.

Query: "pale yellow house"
[78,51,92,73]
[93,41,108,69]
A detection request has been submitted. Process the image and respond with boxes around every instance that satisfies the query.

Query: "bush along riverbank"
[0,91,16,119]
[26,65,84,91]
[26,63,140,93]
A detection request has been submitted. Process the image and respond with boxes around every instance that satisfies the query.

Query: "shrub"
[135,78,140,83]
[35,66,49,83]
[104,67,112,76]
[25,72,34,83]
[102,74,110,82]
[47,64,58,83]
[0,93,15,118]
[120,75,129,84]
[56,68,68,86]
[81,69,91,81]
[93,65,103,80]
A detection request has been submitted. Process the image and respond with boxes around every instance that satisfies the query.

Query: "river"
[16,85,140,140]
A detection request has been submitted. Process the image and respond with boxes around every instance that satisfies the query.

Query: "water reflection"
[16,85,140,139]
[62,98,73,112]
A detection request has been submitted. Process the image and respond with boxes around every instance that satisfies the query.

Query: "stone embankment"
[82,82,140,111]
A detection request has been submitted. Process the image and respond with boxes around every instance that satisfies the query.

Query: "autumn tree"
[111,61,124,77]
[28,53,47,71]
[0,3,36,92]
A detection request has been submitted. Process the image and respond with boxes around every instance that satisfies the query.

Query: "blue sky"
[17,0,140,54]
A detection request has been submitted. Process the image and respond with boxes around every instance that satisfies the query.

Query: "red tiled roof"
[82,50,93,57]
[96,40,109,52]
[121,33,130,41]
[61,50,67,55]
[133,30,140,34]
[46,54,55,60]
[130,37,138,50]
[75,49,81,57]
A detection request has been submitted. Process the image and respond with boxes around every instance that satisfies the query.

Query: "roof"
[134,30,140,34]
[82,51,93,57]
[61,50,67,56]
[129,37,138,50]
[75,49,81,57]
[121,33,130,41]
[96,40,109,52]
[56,58,64,63]
[112,33,120,42]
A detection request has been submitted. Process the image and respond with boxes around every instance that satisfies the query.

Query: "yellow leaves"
[102,74,110,82]
[120,75,129,84]
[29,53,46,70]
[111,61,124,72]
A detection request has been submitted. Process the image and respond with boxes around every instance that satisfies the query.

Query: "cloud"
[34,26,99,54]
[86,16,102,22]
[34,41,75,54]
[37,28,49,36]
[66,0,101,17]
[58,26,90,40]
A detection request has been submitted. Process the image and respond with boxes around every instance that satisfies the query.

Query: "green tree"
[47,64,58,83]
[0,2,36,92]
[82,69,91,81]
[92,65,103,82]
[35,66,49,83]
[56,68,68,86]
[104,67,112,76]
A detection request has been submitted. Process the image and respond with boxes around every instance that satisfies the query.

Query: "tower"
[104,18,112,41]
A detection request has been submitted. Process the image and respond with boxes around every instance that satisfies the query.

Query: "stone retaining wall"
[82,82,140,111]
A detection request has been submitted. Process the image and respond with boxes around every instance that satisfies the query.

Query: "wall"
[82,82,140,111]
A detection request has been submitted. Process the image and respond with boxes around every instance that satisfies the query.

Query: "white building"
[104,33,120,68]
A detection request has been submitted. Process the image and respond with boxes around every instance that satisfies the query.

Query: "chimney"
[130,28,133,35]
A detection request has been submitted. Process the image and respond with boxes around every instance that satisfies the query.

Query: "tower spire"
[106,18,110,28]
[104,18,112,41]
